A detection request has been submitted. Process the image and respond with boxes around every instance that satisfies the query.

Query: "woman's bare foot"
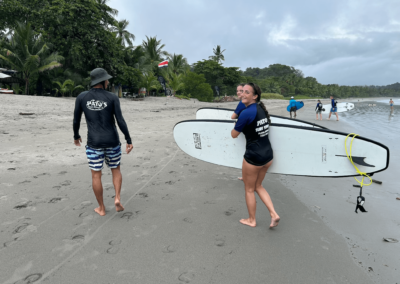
[94,207,106,216]
[239,218,256,227]
[115,200,124,212]
[269,217,280,228]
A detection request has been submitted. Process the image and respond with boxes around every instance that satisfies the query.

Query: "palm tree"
[0,22,63,95]
[166,72,184,96]
[112,20,135,46]
[209,45,226,63]
[142,36,170,69]
[53,79,74,97]
[167,53,189,74]
[139,72,159,96]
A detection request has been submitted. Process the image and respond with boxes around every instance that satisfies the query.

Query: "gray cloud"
[109,0,400,85]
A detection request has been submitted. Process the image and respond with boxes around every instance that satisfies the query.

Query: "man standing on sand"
[327,95,339,121]
[73,68,133,216]
[289,96,297,119]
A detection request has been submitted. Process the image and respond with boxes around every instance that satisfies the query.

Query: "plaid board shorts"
[85,144,121,171]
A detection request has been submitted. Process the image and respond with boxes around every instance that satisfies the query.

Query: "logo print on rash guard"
[86,100,108,111]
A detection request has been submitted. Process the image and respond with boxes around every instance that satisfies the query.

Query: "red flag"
[158,60,168,68]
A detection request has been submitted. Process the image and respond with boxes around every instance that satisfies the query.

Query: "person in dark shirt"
[231,84,245,119]
[315,99,323,120]
[231,83,280,229]
[327,96,339,121]
[73,68,133,216]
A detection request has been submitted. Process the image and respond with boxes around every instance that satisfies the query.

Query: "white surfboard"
[322,102,354,113]
[196,107,327,129]
[173,120,389,177]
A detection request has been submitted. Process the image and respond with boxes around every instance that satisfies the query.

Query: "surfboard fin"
[336,155,375,167]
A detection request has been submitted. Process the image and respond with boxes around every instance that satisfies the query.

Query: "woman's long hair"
[245,83,271,125]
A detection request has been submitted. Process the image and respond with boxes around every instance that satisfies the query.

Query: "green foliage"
[209,45,225,63]
[182,72,213,102]
[0,22,63,95]
[112,19,135,46]
[260,93,285,100]
[53,79,74,97]
[193,59,241,96]
[139,72,159,96]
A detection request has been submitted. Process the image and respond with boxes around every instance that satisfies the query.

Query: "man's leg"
[91,170,106,216]
[111,166,124,212]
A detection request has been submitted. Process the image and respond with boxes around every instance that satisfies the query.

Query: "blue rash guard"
[234,103,273,166]
[289,99,297,108]
[331,99,337,108]
[234,101,246,116]
[316,102,322,111]
[73,88,132,148]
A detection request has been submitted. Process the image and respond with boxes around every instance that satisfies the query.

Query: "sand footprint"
[224,208,236,216]
[183,217,193,223]
[106,239,122,254]
[214,235,226,247]
[178,271,195,283]
[14,273,42,284]
[162,245,177,253]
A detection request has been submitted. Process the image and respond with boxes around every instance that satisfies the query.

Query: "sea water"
[340,98,399,189]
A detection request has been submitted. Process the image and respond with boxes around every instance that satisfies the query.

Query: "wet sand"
[0,94,393,283]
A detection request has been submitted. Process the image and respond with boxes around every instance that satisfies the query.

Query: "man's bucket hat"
[90,68,113,87]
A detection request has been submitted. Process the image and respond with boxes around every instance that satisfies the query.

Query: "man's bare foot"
[239,218,256,227]
[115,200,124,212]
[94,207,106,216]
[269,217,280,228]
[238,177,243,181]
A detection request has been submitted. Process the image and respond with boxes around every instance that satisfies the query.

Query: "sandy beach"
[0,94,398,283]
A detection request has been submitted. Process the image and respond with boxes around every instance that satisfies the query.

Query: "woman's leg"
[254,160,280,228]
[240,159,262,227]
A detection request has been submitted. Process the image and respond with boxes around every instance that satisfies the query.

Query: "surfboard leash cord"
[345,133,372,213]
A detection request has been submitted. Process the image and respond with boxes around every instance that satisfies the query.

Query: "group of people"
[315,96,339,121]
[72,72,280,229]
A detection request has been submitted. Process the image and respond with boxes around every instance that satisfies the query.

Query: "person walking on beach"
[231,84,245,119]
[73,68,133,216]
[327,96,339,121]
[389,99,394,110]
[289,96,297,119]
[315,100,323,120]
[231,83,280,228]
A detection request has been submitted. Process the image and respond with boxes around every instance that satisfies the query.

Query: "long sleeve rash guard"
[73,88,132,148]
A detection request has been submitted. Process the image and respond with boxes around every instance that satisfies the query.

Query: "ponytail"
[245,82,271,125]
[258,101,271,125]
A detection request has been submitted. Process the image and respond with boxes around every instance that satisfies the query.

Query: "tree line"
[1,0,399,101]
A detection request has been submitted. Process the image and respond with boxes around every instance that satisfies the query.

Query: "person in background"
[231,84,246,119]
[289,96,297,119]
[73,68,133,216]
[231,83,280,229]
[315,100,323,120]
[327,96,339,121]
[389,99,394,110]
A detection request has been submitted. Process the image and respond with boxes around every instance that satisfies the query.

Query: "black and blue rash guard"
[73,88,132,148]
[234,103,273,166]
[234,101,246,116]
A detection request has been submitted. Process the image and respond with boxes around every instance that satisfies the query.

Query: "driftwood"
[19,113,35,115]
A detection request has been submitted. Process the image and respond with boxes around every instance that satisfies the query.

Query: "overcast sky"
[109,0,400,86]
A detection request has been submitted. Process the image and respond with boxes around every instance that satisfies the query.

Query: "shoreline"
[1,94,394,283]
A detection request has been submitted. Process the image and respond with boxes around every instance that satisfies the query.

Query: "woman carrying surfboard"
[231,83,280,228]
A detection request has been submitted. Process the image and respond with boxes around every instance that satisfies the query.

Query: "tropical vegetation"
[0,0,399,100]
